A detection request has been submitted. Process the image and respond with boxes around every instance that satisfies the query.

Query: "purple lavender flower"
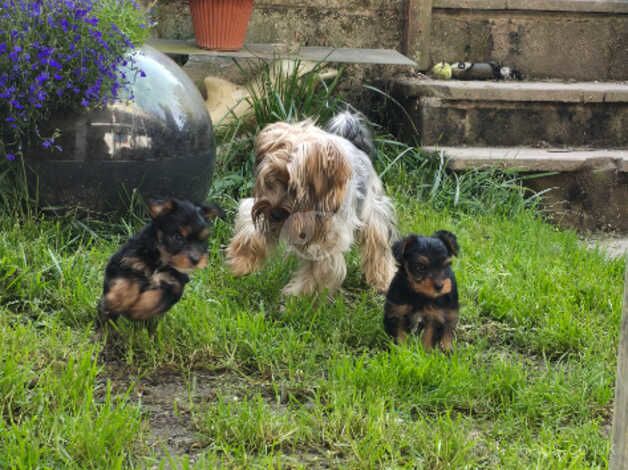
[0,0,147,160]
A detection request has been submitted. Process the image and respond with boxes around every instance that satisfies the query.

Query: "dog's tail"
[326,110,375,159]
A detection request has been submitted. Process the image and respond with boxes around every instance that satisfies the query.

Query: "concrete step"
[391,79,628,148]
[586,235,628,259]
[424,146,628,172]
[424,145,628,233]
[427,0,628,80]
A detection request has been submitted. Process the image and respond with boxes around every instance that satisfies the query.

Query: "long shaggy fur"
[227,112,397,296]
[326,110,375,158]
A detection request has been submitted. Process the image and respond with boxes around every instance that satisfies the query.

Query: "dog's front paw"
[365,265,395,295]
[227,256,258,277]
[281,282,304,297]
[439,337,454,354]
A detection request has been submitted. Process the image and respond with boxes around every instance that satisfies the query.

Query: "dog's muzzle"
[269,207,290,223]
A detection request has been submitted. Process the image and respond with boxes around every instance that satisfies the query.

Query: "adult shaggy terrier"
[226,111,397,296]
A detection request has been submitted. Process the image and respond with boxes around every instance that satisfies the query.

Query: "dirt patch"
[99,362,274,463]
[96,360,339,467]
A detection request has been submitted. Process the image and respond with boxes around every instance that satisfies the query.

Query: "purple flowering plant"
[0,0,149,161]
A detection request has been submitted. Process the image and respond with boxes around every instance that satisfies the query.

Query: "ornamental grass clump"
[0,0,149,161]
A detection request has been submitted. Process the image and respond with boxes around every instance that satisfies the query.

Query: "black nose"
[270,208,289,222]
[434,281,444,291]
[189,253,201,264]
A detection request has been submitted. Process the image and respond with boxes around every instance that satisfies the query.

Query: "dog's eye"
[172,233,185,243]
[415,262,427,271]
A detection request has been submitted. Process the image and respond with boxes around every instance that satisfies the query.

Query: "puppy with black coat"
[384,231,459,351]
[98,198,223,326]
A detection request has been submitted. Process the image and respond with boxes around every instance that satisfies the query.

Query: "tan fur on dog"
[227,115,397,296]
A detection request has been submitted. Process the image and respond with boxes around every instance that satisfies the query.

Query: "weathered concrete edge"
[423,146,628,172]
[393,79,628,103]
[148,39,417,65]
[434,0,628,14]
[254,0,398,10]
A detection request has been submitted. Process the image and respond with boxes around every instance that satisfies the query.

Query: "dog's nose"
[434,281,444,291]
[189,253,201,264]
[270,208,289,222]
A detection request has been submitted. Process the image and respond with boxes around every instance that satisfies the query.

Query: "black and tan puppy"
[97,198,223,326]
[384,231,459,351]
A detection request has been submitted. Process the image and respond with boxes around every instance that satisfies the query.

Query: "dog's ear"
[392,235,417,264]
[255,122,294,166]
[288,139,351,213]
[147,198,176,219]
[433,230,459,256]
[200,202,225,221]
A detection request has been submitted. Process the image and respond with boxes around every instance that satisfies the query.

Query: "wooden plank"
[611,259,628,470]
[147,39,417,66]
[402,0,419,56]
[401,0,433,70]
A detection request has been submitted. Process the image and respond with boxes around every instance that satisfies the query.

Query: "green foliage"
[93,0,151,47]
[374,139,541,217]
[0,316,141,468]
[221,59,343,135]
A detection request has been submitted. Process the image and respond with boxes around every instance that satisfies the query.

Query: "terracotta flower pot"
[189,0,254,51]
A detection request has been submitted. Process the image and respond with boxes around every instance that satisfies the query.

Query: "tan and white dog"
[226,111,397,296]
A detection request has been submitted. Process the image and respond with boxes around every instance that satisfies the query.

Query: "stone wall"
[151,0,404,50]
[428,6,628,81]
[148,0,408,101]
[149,0,628,80]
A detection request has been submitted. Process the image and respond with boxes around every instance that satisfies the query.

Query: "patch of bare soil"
[98,361,330,467]
[99,361,267,463]
[94,333,334,467]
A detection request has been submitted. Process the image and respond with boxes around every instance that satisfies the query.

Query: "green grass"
[0,63,625,468]
[0,194,622,468]
[94,0,152,47]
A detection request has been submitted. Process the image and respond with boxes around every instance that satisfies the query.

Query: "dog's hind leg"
[421,321,438,352]
[358,193,397,293]
[282,253,347,297]
[226,198,275,276]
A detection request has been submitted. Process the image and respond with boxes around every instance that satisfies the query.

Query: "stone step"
[427,0,628,80]
[391,79,628,148]
[423,146,628,172]
[423,145,628,233]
